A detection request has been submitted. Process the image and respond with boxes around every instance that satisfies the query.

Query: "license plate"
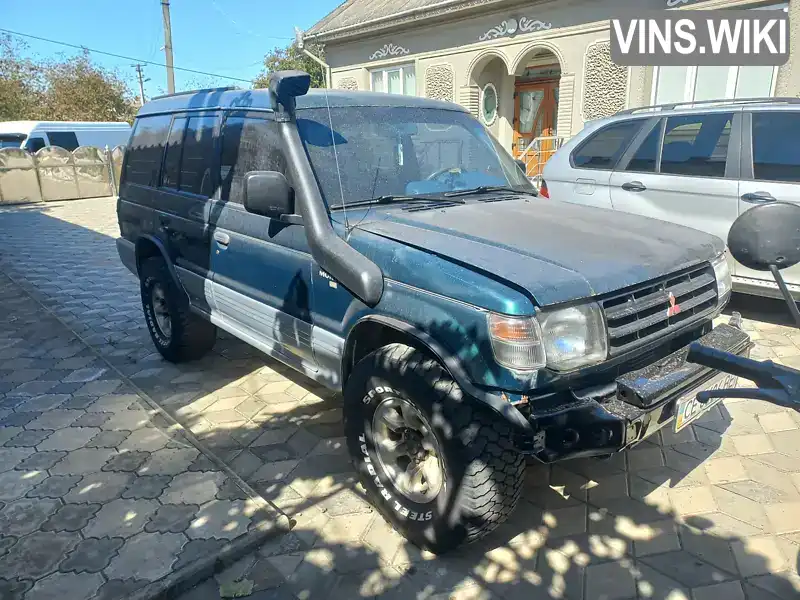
[674,374,738,432]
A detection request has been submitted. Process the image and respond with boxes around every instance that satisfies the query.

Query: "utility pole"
[161,0,175,94]
[132,64,149,106]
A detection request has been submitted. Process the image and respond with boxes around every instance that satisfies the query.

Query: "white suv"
[542,99,800,300]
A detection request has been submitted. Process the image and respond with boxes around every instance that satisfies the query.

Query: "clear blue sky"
[2,0,342,98]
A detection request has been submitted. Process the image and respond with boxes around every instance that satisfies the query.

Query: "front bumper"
[522,323,752,462]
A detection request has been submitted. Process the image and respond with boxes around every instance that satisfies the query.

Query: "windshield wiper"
[443,186,538,198]
[329,195,465,211]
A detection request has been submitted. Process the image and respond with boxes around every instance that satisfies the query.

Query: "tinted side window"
[180,115,216,196]
[24,137,46,153]
[752,112,800,183]
[219,116,286,204]
[625,122,662,173]
[124,115,172,186]
[46,131,79,151]
[572,121,642,170]
[661,113,732,178]
[161,117,187,189]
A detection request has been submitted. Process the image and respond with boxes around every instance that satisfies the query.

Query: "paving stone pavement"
[0,240,280,596]
[2,198,800,599]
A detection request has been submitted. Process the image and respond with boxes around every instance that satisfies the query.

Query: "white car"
[0,120,132,153]
[542,98,800,300]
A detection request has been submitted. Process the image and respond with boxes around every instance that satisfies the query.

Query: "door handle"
[741,191,776,204]
[213,231,230,246]
[621,181,647,192]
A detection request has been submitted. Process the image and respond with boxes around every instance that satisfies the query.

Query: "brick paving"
[0,270,278,599]
[1,197,800,599]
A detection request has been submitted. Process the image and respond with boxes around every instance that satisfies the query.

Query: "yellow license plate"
[674,374,738,432]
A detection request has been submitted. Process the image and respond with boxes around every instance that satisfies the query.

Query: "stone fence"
[0,145,126,205]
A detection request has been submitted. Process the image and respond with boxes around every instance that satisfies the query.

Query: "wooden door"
[514,82,559,177]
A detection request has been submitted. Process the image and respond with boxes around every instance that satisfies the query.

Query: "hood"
[357,198,724,307]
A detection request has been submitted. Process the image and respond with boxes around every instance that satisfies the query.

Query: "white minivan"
[0,121,132,153]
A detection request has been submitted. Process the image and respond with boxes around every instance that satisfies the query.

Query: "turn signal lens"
[487,314,546,371]
[711,252,732,302]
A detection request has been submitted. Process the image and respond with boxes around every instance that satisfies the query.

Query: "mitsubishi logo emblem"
[666,291,682,318]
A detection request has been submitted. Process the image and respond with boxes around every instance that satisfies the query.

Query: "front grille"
[601,263,718,355]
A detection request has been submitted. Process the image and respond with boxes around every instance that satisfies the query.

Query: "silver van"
[542,98,800,300]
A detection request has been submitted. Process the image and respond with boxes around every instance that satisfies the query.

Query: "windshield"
[0,134,25,149]
[296,105,534,207]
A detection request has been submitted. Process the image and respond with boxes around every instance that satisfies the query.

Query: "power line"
[0,27,255,84]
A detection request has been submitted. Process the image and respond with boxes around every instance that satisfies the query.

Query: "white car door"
[738,109,800,287]
[609,110,741,260]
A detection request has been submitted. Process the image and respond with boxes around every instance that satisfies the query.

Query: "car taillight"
[539,180,550,198]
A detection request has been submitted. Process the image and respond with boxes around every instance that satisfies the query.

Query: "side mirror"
[729,202,800,329]
[244,171,294,220]
[728,202,800,272]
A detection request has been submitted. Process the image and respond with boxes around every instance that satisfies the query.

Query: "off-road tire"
[344,343,525,554]
[140,257,216,362]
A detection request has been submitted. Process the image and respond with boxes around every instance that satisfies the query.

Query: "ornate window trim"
[480,83,499,126]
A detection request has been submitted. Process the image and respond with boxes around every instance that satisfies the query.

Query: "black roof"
[136,88,467,117]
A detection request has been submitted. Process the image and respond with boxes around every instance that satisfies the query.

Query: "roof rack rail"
[151,86,240,101]
[617,97,800,115]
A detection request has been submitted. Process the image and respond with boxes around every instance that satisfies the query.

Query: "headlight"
[488,302,608,372]
[711,252,732,301]
[487,314,546,371]
[539,302,607,371]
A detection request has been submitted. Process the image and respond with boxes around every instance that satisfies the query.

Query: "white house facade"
[306,0,798,170]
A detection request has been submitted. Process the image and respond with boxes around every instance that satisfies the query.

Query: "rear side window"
[179,115,216,196]
[625,122,662,173]
[124,115,172,186]
[661,113,732,178]
[219,116,287,204]
[572,121,642,170]
[161,117,187,189]
[46,131,79,151]
[752,112,800,183]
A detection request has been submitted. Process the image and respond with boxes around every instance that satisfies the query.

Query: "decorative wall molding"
[459,85,481,118]
[556,74,576,139]
[336,77,359,91]
[582,41,628,121]
[425,64,455,102]
[369,43,410,60]
[478,17,552,41]
[519,17,553,34]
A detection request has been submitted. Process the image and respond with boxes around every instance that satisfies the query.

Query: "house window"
[481,83,498,125]
[651,64,778,105]
[370,65,416,96]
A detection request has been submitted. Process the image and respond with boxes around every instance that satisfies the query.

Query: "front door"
[209,113,317,371]
[513,82,558,177]
[737,110,800,287]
